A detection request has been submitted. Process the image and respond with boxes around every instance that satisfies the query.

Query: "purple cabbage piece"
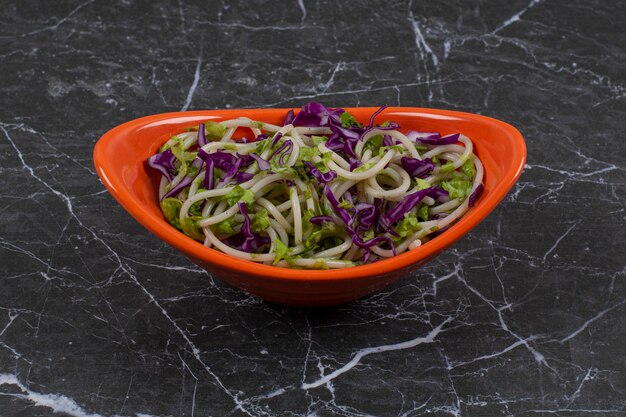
[362,105,399,131]
[197,122,207,147]
[270,132,283,147]
[218,159,244,186]
[198,150,257,187]
[320,180,398,257]
[147,149,177,182]
[353,202,377,231]
[342,139,358,160]
[269,139,289,159]
[406,131,440,143]
[161,158,204,200]
[249,153,270,171]
[269,139,293,163]
[234,171,254,183]
[411,132,460,145]
[430,188,449,202]
[330,123,360,141]
[234,154,253,168]
[367,105,387,127]
[306,163,338,184]
[401,157,435,179]
[331,120,400,158]
[224,203,271,252]
[323,185,351,225]
[468,184,484,207]
[324,133,344,152]
[351,235,397,262]
[204,159,215,190]
[224,232,269,252]
[238,202,254,250]
[279,143,293,165]
[344,187,356,204]
[309,215,334,226]
[372,198,386,234]
[348,157,362,171]
[291,102,343,127]
[380,187,444,229]
[198,150,236,170]
[353,234,396,253]
[362,121,399,135]
[254,133,269,142]
[284,109,295,125]
[197,147,210,161]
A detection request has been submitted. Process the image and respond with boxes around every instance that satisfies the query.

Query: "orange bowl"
[93,107,526,307]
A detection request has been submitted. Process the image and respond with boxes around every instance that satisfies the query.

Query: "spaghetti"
[148,103,484,269]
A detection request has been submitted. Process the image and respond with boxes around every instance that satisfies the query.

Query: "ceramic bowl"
[93,107,526,307]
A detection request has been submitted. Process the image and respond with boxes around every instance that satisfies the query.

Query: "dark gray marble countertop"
[1,1,625,416]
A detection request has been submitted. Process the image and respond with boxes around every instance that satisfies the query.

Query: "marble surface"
[1,0,625,416]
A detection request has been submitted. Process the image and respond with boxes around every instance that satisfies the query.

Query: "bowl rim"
[93,107,526,282]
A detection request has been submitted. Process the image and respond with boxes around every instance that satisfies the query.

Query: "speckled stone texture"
[1,0,625,416]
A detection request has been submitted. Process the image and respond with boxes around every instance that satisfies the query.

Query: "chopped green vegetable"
[354,161,376,173]
[211,218,237,235]
[222,185,255,207]
[162,196,203,239]
[240,189,255,207]
[393,212,421,241]
[272,239,289,265]
[461,158,475,180]
[170,143,197,163]
[439,162,456,174]
[338,200,353,209]
[363,134,383,155]
[189,200,203,216]
[186,161,200,177]
[205,121,227,140]
[378,145,403,157]
[160,135,185,152]
[415,178,431,190]
[298,146,320,162]
[255,138,272,155]
[269,165,297,176]
[302,209,315,233]
[440,179,472,198]
[181,217,204,240]
[313,161,330,173]
[312,135,326,146]
[339,111,363,128]
[304,222,338,250]
[449,171,467,180]
[362,228,375,241]
[417,204,429,221]
[160,198,182,229]
[251,209,270,232]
